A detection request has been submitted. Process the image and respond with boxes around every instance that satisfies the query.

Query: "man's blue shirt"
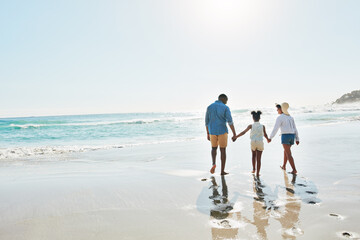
[205,100,234,135]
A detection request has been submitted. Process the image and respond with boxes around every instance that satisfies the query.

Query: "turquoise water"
[0,104,359,159]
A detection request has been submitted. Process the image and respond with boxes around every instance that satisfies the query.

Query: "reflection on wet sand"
[278,172,302,239]
[203,172,321,239]
[248,172,321,239]
[278,171,321,238]
[209,176,241,240]
[290,173,321,205]
[248,177,271,239]
[241,176,278,240]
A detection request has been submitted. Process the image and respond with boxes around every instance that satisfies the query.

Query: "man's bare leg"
[220,147,228,175]
[283,144,297,174]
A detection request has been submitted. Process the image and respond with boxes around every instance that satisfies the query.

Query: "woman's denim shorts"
[281,134,295,145]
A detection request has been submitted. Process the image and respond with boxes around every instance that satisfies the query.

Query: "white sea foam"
[9,119,160,129]
[1,106,359,161]
[0,138,198,160]
[8,116,203,129]
[0,145,122,160]
[9,123,44,129]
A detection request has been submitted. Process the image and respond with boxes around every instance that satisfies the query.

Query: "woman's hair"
[251,111,262,121]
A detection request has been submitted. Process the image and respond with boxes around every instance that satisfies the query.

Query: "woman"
[268,102,299,174]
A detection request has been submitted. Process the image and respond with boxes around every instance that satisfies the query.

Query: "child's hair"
[251,111,262,121]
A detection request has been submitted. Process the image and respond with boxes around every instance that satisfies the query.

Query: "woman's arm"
[269,116,282,140]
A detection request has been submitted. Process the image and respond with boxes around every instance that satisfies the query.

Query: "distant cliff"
[334,90,360,104]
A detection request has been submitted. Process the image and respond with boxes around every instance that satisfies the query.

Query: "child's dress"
[250,122,264,151]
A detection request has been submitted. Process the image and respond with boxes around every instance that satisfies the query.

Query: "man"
[205,94,236,175]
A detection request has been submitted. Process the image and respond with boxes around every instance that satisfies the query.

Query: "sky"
[1,0,359,117]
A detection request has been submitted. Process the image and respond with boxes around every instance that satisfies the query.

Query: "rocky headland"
[333,90,360,104]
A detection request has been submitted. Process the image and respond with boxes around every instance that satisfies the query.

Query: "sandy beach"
[2,0,359,238]
[1,121,360,240]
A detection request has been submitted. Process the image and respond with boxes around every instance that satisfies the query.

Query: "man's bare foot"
[210,165,216,174]
[290,170,297,175]
[220,172,229,175]
[256,173,260,178]
[280,166,286,170]
[251,170,255,174]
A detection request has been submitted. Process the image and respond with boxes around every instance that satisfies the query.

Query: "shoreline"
[1,122,360,239]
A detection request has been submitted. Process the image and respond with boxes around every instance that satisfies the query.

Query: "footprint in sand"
[329,213,345,220]
[336,231,360,239]
[283,227,304,237]
[219,220,231,228]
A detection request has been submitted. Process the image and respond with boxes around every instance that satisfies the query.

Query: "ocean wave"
[8,120,157,129]
[305,114,360,123]
[0,145,124,160]
[7,116,202,129]
[9,124,44,129]
[0,138,199,160]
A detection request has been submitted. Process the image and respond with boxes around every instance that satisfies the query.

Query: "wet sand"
[0,122,360,239]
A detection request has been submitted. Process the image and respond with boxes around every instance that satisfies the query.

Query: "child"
[233,111,269,177]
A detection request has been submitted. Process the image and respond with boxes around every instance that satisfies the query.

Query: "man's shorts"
[251,140,264,151]
[281,134,295,145]
[210,133,228,148]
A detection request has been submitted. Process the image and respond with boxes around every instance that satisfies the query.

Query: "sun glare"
[194,1,265,30]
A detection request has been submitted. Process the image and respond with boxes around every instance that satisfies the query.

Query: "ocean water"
[1,104,359,160]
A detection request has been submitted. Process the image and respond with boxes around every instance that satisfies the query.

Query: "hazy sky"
[1,0,359,117]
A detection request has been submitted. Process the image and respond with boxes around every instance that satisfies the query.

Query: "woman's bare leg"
[281,150,287,170]
[282,144,297,174]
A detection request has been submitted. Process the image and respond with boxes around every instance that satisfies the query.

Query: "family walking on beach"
[205,94,300,177]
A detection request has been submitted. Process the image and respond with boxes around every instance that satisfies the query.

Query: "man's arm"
[225,107,236,140]
[229,124,236,140]
[205,108,210,141]
[206,126,210,141]
[225,107,235,131]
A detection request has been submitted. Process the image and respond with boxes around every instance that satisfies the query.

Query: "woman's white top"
[250,122,264,142]
[269,114,299,141]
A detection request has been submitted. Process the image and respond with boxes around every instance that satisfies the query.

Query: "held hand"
[296,141,299,145]
[232,136,237,142]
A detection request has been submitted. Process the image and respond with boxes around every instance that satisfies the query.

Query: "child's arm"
[263,126,270,142]
[235,125,252,139]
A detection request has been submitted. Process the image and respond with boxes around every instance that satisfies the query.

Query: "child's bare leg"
[256,150,262,177]
[251,150,256,173]
[283,144,297,174]
[281,150,287,170]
